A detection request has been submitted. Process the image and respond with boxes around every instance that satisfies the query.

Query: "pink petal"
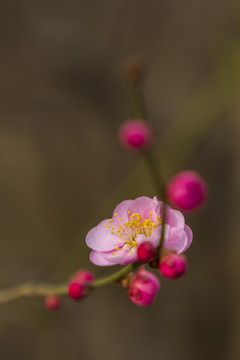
[147,227,161,248]
[121,247,138,265]
[129,196,159,220]
[182,225,193,252]
[105,246,127,264]
[135,234,148,246]
[86,219,123,251]
[90,250,115,266]
[164,227,188,253]
[165,205,185,228]
[112,200,133,224]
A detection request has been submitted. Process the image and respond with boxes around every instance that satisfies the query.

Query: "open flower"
[86,196,193,266]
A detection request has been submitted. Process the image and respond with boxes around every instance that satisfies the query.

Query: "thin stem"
[90,261,141,289]
[126,71,168,260]
[127,78,146,119]
[143,149,166,201]
[143,149,167,260]
[157,203,166,258]
[0,282,68,304]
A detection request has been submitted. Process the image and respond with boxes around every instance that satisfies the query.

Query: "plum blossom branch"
[0,262,141,304]
[0,58,202,308]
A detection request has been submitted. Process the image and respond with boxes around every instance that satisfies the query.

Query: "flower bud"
[118,119,153,151]
[129,269,160,306]
[137,242,155,262]
[72,270,95,285]
[159,254,187,279]
[68,282,85,301]
[45,295,61,311]
[167,171,208,211]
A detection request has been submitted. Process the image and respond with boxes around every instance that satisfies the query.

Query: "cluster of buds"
[45,255,187,311]
[124,244,187,306]
[128,252,187,306]
[45,270,95,311]
[68,270,95,301]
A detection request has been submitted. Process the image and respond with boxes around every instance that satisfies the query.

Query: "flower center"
[103,211,162,248]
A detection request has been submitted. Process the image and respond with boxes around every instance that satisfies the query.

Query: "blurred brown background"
[0,0,240,359]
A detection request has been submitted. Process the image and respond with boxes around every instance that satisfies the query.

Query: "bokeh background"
[0,0,240,359]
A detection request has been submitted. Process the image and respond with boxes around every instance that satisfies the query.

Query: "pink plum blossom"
[129,268,160,306]
[86,196,193,266]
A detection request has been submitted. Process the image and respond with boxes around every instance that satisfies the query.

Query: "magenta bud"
[45,296,61,311]
[159,254,187,279]
[129,269,160,306]
[68,282,85,301]
[167,171,208,211]
[72,270,95,285]
[118,119,153,151]
[137,242,155,262]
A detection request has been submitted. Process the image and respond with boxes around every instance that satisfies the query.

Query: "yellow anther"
[128,211,131,215]
[119,218,123,221]
[156,216,159,220]
[104,223,107,227]
[111,231,114,234]
[107,226,110,229]
[149,212,152,216]
[109,219,113,223]
[111,226,115,229]
[115,247,119,251]
[129,251,133,255]
[112,252,116,256]
[114,213,118,217]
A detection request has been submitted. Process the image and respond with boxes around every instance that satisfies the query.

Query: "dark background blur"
[0,1,240,359]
